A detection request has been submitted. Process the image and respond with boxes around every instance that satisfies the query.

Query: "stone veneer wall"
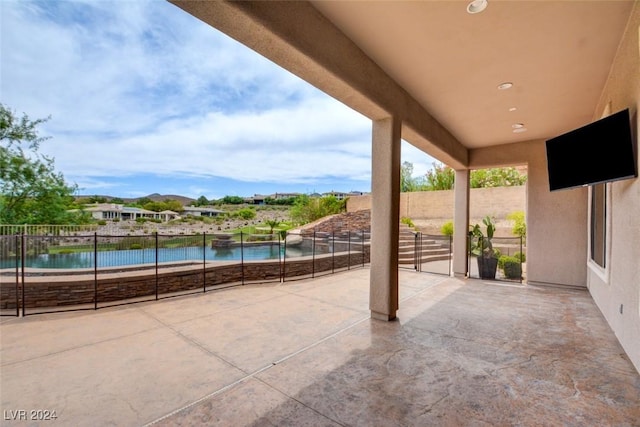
[0,248,370,310]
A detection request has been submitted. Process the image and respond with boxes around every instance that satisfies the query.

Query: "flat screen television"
[545,108,637,191]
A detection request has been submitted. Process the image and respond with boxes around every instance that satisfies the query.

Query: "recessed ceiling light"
[512,123,524,129]
[509,107,517,112]
[513,127,528,133]
[467,0,488,14]
[498,82,513,90]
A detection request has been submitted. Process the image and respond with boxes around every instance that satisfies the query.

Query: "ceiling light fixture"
[512,123,524,129]
[509,107,517,112]
[513,127,528,133]
[467,0,488,14]
[497,82,513,90]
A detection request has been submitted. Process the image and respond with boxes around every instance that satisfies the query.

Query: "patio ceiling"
[171,1,635,162]
[310,0,634,149]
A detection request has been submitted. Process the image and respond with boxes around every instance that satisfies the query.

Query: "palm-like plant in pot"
[470,216,499,279]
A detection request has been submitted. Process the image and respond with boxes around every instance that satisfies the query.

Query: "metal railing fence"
[0,229,371,316]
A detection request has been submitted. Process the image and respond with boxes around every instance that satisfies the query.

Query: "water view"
[1,244,324,270]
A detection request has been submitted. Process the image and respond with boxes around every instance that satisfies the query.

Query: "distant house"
[272,192,301,200]
[322,191,366,201]
[246,194,268,205]
[182,206,225,217]
[84,204,180,222]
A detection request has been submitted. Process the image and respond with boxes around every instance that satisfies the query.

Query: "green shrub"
[97,220,107,226]
[440,220,454,236]
[135,217,147,223]
[507,211,526,240]
[500,255,522,279]
[514,251,526,263]
[129,243,143,250]
[112,218,120,222]
[498,255,509,270]
[401,217,415,228]
[237,208,256,220]
[58,249,74,255]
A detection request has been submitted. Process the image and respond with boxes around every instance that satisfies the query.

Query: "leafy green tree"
[401,161,428,192]
[88,195,107,203]
[135,197,152,207]
[0,104,86,224]
[403,161,527,191]
[424,162,455,190]
[110,197,124,204]
[470,168,527,188]
[221,195,245,205]
[195,195,209,206]
[265,196,296,206]
[143,199,183,212]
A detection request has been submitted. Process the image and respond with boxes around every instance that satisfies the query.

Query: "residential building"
[323,191,366,200]
[84,203,180,222]
[181,206,225,217]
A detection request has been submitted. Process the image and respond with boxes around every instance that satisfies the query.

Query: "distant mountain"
[76,193,196,206]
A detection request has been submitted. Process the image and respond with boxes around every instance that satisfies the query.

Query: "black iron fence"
[399,232,453,276]
[0,229,370,317]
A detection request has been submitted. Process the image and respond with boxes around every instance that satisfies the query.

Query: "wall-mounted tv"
[545,108,637,191]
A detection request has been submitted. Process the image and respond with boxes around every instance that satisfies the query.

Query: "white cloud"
[2,0,373,188]
[1,0,436,196]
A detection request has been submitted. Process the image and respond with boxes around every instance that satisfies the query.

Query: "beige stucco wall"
[586,4,640,373]
[348,186,526,221]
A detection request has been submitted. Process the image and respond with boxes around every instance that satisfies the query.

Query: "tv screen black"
[546,108,636,191]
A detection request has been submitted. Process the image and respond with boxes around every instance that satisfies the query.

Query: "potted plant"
[470,216,499,279]
[499,255,522,280]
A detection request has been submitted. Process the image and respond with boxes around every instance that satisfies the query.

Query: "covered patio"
[1,269,639,425]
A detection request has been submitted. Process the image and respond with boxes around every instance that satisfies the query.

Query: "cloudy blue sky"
[1,0,435,200]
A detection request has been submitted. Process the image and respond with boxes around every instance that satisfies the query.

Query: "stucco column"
[370,117,401,321]
[453,169,470,278]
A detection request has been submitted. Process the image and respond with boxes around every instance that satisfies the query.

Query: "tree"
[88,195,107,203]
[0,104,85,224]
[402,161,527,191]
[135,197,152,207]
[143,199,183,212]
[264,219,281,234]
[194,195,209,206]
[470,167,527,188]
[221,195,245,205]
[424,162,455,190]
[401,161,427,192]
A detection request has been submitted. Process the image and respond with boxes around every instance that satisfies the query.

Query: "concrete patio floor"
[1,268,639,426]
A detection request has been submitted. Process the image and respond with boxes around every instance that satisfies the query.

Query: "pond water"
[1,244,325,269]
